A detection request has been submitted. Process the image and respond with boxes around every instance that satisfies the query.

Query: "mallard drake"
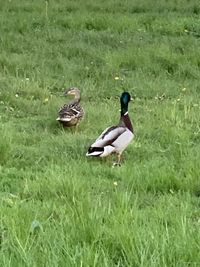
[86,92,134,166]
[56,87,84,127]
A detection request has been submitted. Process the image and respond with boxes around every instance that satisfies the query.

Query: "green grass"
[0,0,200,266]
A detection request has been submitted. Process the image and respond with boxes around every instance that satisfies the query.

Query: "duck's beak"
[60,90,71,97]
[67,91,75,96]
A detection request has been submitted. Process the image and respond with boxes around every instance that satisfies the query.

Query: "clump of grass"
[0,125,12,165]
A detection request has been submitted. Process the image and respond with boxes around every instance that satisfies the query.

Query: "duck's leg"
[112,153,122,167]
[74,121,80,133]
[75,124,78,133]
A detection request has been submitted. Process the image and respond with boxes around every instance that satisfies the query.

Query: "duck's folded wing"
[59,103,82,118]
[92,126,126,147]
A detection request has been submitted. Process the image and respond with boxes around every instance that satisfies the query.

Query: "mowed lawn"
[0,0,200,266]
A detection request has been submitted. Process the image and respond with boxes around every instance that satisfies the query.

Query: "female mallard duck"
[86,92,134,166]
[56,87,84,127]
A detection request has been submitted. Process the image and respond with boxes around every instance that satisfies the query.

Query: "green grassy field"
[0,0,200,266]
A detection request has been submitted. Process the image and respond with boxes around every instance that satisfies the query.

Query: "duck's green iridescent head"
[120,92,132,115]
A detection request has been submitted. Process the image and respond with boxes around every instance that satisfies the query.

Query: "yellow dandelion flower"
[113,181,118,186]
[114,76,120,80]
[44,98,49,103]
[182,88,186,92]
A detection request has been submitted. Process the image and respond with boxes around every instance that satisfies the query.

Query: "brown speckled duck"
[86,92,134,166]
[56,87,84,127]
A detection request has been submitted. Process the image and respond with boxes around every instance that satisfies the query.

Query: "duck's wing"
[86,126,126,156]
[87,126,134,157]
[95,126,126,146]
[94,126,126,146]
[58,103,84,120]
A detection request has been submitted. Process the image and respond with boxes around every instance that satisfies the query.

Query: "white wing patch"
[56,117,72,122]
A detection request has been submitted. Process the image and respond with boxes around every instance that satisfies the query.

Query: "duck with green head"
[86,92,134,166]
